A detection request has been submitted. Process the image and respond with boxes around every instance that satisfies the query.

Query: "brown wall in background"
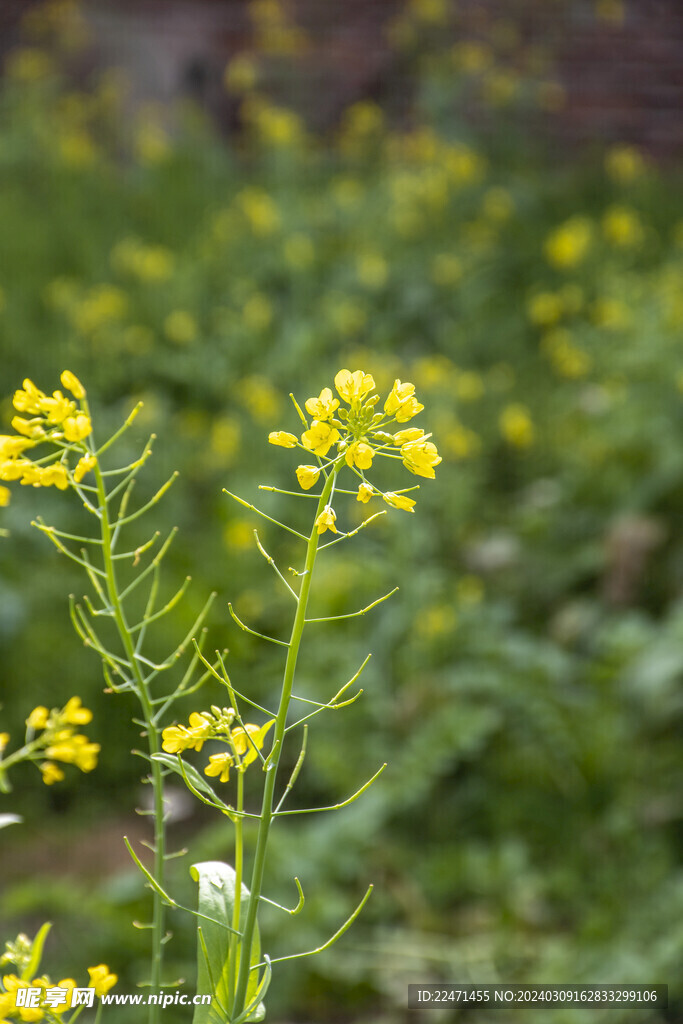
[3,0,683,158]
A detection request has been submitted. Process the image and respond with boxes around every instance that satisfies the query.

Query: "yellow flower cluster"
[21,697,99,785]
[161,711,217,754]
[269,368,440,530]
[161,708,275,784]
[0,963,116,1020]
[0,372,93,503]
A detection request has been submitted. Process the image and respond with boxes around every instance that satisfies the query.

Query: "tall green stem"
[229,770,244,1013]
[92,454,166,1024]
[231,468,337,1019]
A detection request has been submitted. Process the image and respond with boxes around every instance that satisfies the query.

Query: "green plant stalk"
[0,740,40,773]
[231,466,338,1019]
[229,769,244,1011]
[91,448,166,1024]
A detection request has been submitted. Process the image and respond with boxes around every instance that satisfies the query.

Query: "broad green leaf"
[190,861,266,1024]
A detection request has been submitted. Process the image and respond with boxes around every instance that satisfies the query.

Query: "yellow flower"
[345,441,374,470]
[304,388,339,421]
[185,713,213,751]
[164,310,197,345]
[0,435,33,460]
[11,417,45,439]
[71,285,127,334]
[0,732,10,753]
[0,485,9,507]
[46,733,100,772]
[238,187,281,235]
[315,506,337,534]
[384,379,424,422]
[596,0,624,23]
[87,965,117,997]
[268,431,298,448]
[605,144,645,183]
[0,985,14,1019]
[73,455,96,483]
[1,975,44,1021]
[542,328,592,378]
[452,40,494,73]
[383,492,416,512]
[357,482,374,503]
[73,737,100,772]
[39,392,75,425]
[205,752,233,783]
[224,520,254,551]
[27,706,49,730]
[62,697,92,725]
[56,979,77,1010]
[401,438,441,478]
[60,370,86,399]
[40,762,65,785]
[230,720,275,766]
[224,53,258,93]
[62,415,92,443]
[334,369,376,406]
[592,296,629,329]
[500,404,534,447]
[111,239,175,282]
[392,428,424,446]
[356,252,388,290]
[13,380,46,415]
[410,0,449,25]
[602,205,644,247]
[161,724,191,754]
[39,464,69,490]
[301,421,339,457]
[296,465,320,490]
[6,47,53,82]
[162,713,212,754]
[527,292,563,327]
[544,216,592,269]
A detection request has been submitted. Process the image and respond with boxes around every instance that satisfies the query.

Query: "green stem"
[0,739,41,772]
[231,468,337,1019]
[91,442,166,1024]
[229,770,244,1013]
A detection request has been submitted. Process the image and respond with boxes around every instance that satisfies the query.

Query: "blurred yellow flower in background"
[605,144,646,183]
[500,403,534,447]
[602,205,644,247]
[544,217,592,269]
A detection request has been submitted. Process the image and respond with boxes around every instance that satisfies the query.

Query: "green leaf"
[190,861,266,1024]
[23,923,51,982]
[151,754,234,814]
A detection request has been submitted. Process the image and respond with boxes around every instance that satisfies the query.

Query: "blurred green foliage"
[1,0,683,1020]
